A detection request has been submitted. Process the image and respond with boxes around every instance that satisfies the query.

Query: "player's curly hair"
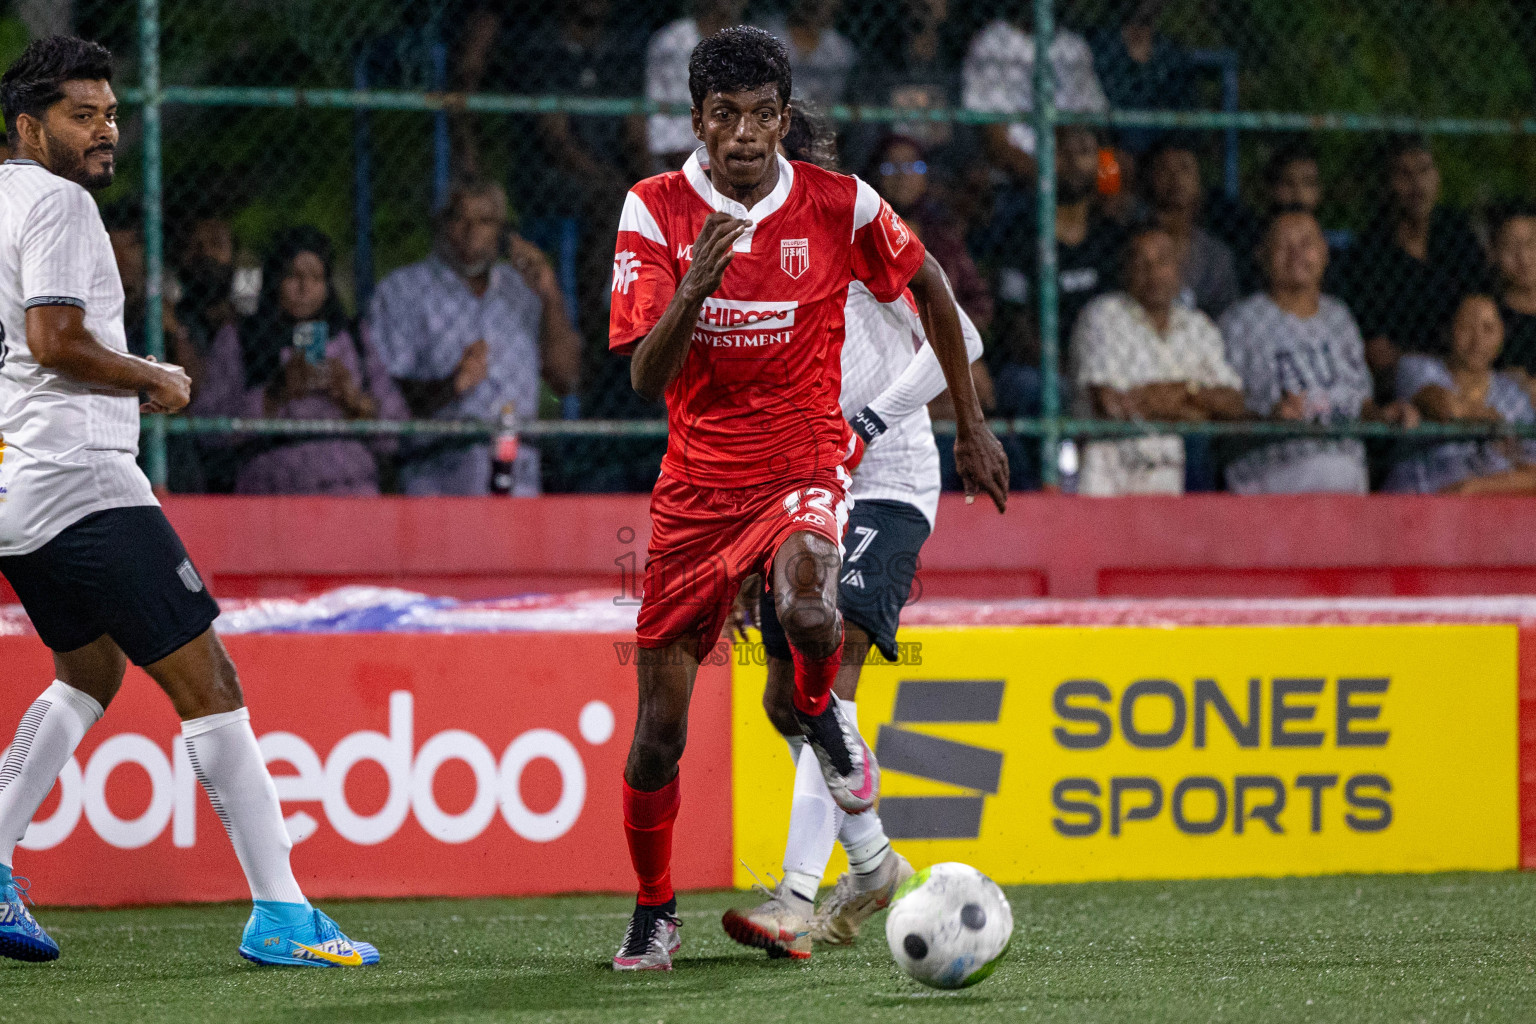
[1,36,113,147]
[688,26,792,110]
[782,100,838,170]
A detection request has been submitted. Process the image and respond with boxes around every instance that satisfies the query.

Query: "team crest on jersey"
[879,202,910,255]
[780,238,810,280]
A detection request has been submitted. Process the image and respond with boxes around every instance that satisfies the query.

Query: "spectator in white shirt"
[756,0,855,105]
[962,16,1107,181]
[645,0,747,171]
[1072,226,1246,495]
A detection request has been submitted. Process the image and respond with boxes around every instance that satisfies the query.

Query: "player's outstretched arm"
[906,253,1009,512]
[26,304,190,413]
[629,212,750,401]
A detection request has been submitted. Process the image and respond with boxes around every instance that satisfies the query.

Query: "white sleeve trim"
[618,191,666,245]
[852,177,883,232]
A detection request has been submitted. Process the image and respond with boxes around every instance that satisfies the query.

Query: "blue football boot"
[238,901,379,968]
[0,872,60,962]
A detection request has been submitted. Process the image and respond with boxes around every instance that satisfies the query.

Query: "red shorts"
[636,466,852,662]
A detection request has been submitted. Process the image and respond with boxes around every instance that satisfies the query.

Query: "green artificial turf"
[1,872,1533,1023]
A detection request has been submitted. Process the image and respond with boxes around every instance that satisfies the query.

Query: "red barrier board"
[0,634,732,907]
[115,494,1536,600]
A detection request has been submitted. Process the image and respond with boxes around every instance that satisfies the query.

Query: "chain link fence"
[8,0,1536,495]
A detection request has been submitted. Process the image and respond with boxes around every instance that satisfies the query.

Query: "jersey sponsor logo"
[676,243,694,262]
[780,237,810,280]
[612,251,641,295]
[176,558,204,593]
[879,202,911,256]
[695,297,798,333]
[696,330,793,348]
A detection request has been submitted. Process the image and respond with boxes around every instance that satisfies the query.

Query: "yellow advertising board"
[731,626,1519,887]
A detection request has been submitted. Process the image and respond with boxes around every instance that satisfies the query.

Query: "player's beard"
[47,132,116,191]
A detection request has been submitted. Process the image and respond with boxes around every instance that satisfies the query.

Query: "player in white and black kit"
[0,36,377,967]
[721,108,1000,959]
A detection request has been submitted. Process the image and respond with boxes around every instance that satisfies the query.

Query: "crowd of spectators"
[118,180,580,496]
[102,3,1536,496]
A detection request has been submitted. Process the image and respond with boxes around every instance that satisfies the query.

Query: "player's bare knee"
[778,591,838,652]
[210,638,245,707]
[626,729,685,790]
[53,636,127,710]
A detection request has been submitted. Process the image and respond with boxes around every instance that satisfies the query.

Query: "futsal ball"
[885,862,1013,989]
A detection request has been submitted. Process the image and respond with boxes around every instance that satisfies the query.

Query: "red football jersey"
[609,151,927,489]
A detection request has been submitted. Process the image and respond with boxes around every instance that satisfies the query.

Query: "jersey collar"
[2,159,42,167]
[682,147,795,252]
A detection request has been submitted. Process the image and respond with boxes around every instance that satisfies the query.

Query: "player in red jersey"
[607,26,1007,971]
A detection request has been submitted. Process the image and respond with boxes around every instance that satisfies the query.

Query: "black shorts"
[0,506,220,666]
[760,498,930,663]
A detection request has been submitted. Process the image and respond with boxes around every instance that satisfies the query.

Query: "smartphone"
[292,321,329,366]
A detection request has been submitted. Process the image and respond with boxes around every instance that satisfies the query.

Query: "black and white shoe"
[612,900,682,971]
[795,693,880,814]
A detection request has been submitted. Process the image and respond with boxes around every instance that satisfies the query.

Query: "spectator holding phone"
[368,178,581,496]
[192,226,407,494]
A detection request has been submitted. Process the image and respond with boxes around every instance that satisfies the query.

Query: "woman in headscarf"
[192,226,407,494]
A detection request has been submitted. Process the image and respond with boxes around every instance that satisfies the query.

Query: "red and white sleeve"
[608,189,677,355]
[849,177,927,304]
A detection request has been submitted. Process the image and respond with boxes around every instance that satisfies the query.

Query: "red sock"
[791,626,844,717]
[622,775,680,906]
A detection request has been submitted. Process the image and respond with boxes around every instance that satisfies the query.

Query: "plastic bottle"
[490,402,519,496]
[1058,438,1080,495]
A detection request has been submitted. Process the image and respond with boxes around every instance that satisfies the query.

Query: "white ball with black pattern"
[885,861,1013,989]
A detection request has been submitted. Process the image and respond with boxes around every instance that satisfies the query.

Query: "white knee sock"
[0,681,103,867]
[834,700,892,886]
[182,708,305,905]
[839,807,892,879]
[781,741,843,904]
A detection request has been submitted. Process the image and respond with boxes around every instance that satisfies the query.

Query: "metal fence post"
[1034,0,1060,489]
[354,53,376,315]
[138,0,167,490]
